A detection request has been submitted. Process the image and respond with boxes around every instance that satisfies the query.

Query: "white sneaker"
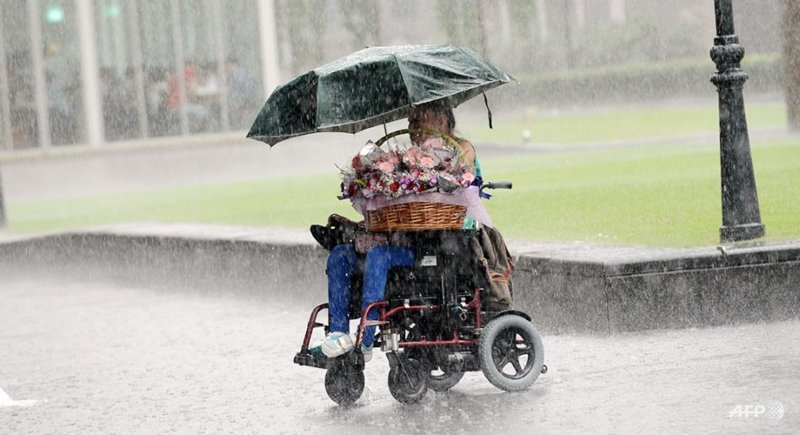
[312,332,354,358]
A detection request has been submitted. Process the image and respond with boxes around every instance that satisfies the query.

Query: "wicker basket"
[366,202,467,232]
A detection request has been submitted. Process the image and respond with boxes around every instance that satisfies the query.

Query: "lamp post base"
[720,223,765,243]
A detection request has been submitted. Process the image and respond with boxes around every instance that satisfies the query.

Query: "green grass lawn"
[461,101,787,145]
[8,136,799,247]
[483,138,800,246]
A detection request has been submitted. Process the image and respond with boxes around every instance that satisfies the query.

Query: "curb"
[2,225,799,334]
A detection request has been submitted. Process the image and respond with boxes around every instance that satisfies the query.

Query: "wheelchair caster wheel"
[325,359,364,406]
[388,358,427,404]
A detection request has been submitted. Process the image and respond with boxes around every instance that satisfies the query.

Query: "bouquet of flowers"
[340,137,475,200]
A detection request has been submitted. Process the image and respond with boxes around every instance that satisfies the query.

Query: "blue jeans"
[327,244,415,348]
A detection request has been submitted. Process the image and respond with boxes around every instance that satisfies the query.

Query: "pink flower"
[461,172,475,184]
[419,156,435,168]
[378,161,395,173]
[403,147,421,166]
[385,151,400,165]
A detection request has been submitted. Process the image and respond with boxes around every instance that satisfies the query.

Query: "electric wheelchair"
[294,184,546,405]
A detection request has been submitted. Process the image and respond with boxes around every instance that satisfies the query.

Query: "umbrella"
[247,44,513,146]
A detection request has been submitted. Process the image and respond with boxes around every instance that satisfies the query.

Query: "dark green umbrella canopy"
[247,44,513,146]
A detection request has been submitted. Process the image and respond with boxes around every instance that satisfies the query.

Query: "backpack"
[469,226,514,311]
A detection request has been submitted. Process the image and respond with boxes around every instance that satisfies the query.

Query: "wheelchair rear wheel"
[478,314,544,392]
[427,366,465,392]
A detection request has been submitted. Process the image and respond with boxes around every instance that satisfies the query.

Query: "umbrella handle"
[375,128,461,149]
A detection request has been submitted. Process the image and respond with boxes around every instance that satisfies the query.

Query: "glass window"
[179,0,221,133]
[41,0,85,145]
[138,0,177,137]
[95,0,146,141]
[0,3,12,149]
[223,0,264,130]
[2,0,37,149]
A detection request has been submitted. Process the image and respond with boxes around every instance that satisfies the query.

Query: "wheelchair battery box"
[410,231,476,276]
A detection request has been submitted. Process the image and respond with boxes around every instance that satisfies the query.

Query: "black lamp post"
[710,0,765,242]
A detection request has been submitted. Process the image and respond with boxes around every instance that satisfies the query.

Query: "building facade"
[0,0,783,151]
[0,0,278,150]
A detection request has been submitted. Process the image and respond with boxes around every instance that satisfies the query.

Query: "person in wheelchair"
[311,100,487,361]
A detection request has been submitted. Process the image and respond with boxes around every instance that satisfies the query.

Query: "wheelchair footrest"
[293,349,329,369]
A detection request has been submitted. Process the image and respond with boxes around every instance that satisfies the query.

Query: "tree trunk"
[498,0,513,46]
[0,167,5,228]
[564,0,574,69]
[475,0,488,56]
[784,0,800,131]
[536,0,549,42]
[573,0,585,29]
[609,0,626,24]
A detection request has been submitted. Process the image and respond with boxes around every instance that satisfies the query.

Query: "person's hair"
[419,99,456,131]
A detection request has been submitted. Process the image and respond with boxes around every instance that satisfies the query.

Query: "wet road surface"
[1,278,797,434]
